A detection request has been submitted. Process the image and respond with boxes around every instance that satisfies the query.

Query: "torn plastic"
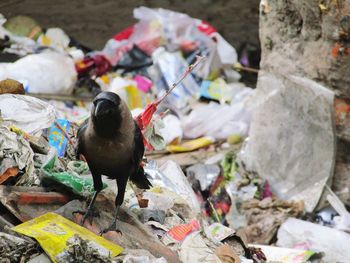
[150,47,200,111]
[239,73,336,212]
[41,155,107,197]
[0,94,56,135]
[145,161,200,214]
[186,163,220,191]
[48,119,70,157]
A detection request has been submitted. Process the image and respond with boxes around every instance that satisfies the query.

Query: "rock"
[259,0,350,97]
[239,72,335,212]
[0,79,25,94]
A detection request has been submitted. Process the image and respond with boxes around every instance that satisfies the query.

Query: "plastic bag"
[186,164,220,191]
[150,47,200,111]
[183,87,254,140]
[42,155,107,197]
[12,212,123,263]
[159,114,183,144]
[145,161,200,214]
[0,52,77,94]
[277,218,350,262]
[0,94,56,135]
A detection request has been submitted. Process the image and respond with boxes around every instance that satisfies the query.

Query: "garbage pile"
[0,7,349,263]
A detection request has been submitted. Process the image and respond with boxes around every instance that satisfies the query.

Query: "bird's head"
[91,92,123,135]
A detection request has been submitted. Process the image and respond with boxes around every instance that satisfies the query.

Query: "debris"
[215,244,241,263]
[56,200,181,263]
[0,124,36,186]
[0,186,72,222]
[0,78,25,94]
[157,160,201,214]
[239,73,336,212]
[179,231,221,263]
[186,163,221,192]
[56,234,116,263]
[241,198,304,244]
[204,223,236,243]
[183,90,253,141]
[251,245,318,263]
[277,217,350,262]
[48,118,71,157]
[41,155,107,197]
[0,231,41,262]
[139,209,166,224]
[166,136,214,153]
[326,186,350,233]
[167,219,200,241]
[0,166,19,184]
[0,94,56,135]
[0,6,345,263]
[0,52,77,94]
[12,212,123,262]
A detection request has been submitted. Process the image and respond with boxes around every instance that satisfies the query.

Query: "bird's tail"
[130,166,152,189]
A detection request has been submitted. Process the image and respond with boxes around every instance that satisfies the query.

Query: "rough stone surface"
[333,138,350,205]
[260,0,350,97]
[240,72,336,212]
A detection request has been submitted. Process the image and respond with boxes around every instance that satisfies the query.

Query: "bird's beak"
[94,101,103,117]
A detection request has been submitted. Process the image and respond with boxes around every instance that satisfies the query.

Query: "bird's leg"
[73,191,99,226]
[73,171,103,225]
[99,205,121,235]
[100,178,127,235]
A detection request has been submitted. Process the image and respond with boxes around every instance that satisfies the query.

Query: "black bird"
[75,91,151,233]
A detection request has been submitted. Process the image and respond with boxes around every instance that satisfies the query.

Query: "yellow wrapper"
[12,212,123,262]
[166,136,214,153]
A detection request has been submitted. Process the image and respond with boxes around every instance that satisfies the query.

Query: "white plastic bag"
[159,114,183,144]
[0,52,77,94]
[277,218,350,262]
[0,94,56,135]
[145,160,200,214]
[183,88,254,140]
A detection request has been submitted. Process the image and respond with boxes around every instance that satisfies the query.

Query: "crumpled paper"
[0,125,37,185]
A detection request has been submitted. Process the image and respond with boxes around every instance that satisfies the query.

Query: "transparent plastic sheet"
[239,73,336,212]
[144,160,200,214]
[0,94,56,136]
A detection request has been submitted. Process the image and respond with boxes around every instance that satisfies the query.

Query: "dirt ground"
[0,0,260,51]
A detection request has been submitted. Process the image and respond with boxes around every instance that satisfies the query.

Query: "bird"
[75,91,151,234]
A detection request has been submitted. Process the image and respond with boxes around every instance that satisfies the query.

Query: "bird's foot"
[99,220,122,236]
[72,209,99,226]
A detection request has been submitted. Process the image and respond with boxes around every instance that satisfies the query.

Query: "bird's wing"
[76,118,89,159]
[129,121,152,189]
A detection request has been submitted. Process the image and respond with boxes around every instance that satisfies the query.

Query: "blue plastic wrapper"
[48,119,70,157]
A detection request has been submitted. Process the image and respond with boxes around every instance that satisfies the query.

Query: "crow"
[75,91,151,233]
